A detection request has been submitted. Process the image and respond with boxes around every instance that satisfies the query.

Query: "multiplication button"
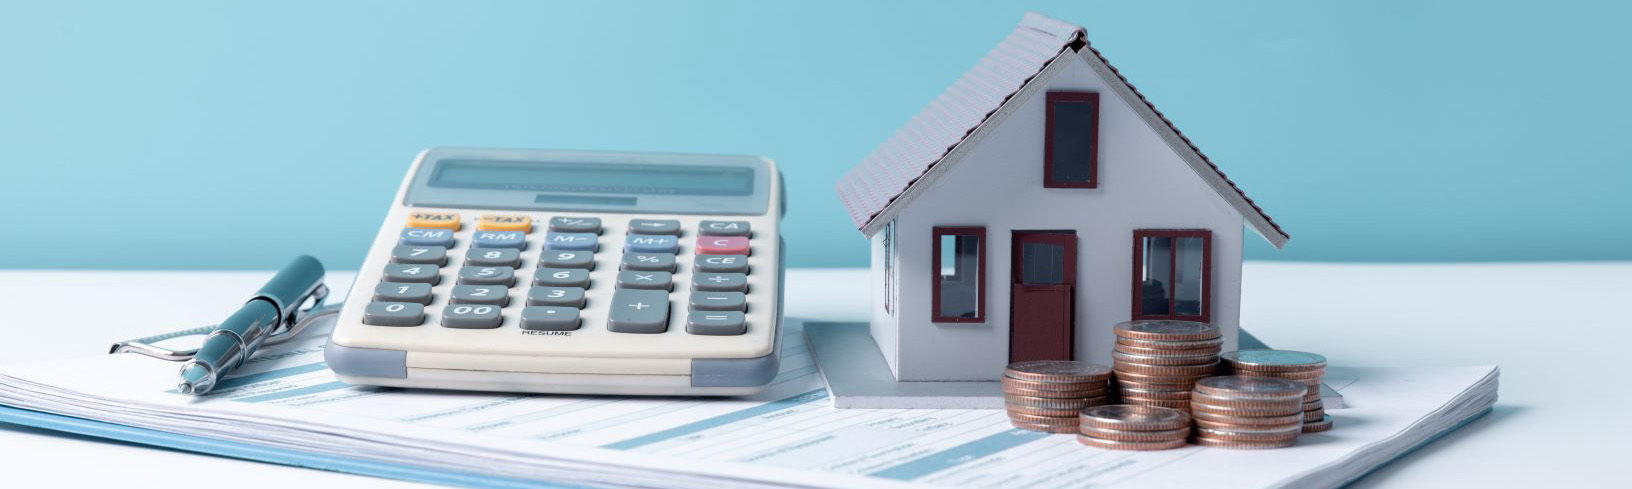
[617,271,672,290]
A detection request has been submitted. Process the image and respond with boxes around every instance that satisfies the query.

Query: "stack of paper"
[0,318,1497,488]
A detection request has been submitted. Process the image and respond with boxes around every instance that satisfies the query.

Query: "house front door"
[1010,231,1077,363]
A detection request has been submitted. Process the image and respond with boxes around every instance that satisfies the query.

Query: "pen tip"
[178,363,214,395]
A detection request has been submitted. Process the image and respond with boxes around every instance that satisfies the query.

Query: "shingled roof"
[834,12,1289,247]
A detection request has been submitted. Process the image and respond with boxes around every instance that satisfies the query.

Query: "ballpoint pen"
[175,255,328,395]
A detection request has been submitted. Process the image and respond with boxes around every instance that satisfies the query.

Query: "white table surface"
[0,263,1625,488]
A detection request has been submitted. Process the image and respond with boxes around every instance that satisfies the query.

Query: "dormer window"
[1045,91,1100,188]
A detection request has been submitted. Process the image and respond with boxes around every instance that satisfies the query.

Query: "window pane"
[1174,237,1204,316]
[1020,241,1065,284]
[938,234,981,319]
[1140,236,1173,316]
[1050,100,1096,183]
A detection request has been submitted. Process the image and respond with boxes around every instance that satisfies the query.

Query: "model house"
[834,13,1289,381]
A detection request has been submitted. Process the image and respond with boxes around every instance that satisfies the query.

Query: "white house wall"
[868,225,902,377]
[887,51,1245,381]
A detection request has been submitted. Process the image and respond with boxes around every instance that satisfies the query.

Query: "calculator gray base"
[323,338,408,379]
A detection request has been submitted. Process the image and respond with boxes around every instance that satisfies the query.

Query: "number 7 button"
[697,236,749,255]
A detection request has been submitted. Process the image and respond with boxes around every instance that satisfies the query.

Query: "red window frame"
[1130,229,1212,322]
[1044,91,1100,188]
[931,226,986,323]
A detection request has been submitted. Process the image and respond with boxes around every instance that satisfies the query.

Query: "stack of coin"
[1077,404,1191,450]
[1111,320,1223,410]
[1002,361,1113,433]
[1189,376,1306,448]
[1220,350,1332,433]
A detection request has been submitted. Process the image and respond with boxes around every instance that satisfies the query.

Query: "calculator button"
[466,248,521,267]
[608,289,670,334]
[364,302,424,326]
[472,231,527,250]
[441,304,502,329]
[457,266,514,286]
[477,214,532,232]
[450,285,510,306]
[689,292,746,311]
[699,220,750,236]
[629,219,681,236]
[544,232,598,251]
[697,236,750,255]
[534,268,590,288]
[521,306,581,331]
[526,287,585,307]
[621,252,676,272]
[695,254,748,273]
[383,263,440,284]
[549,217,602,234]
[625,234,679,254]
[373,282,433,305]
[540,250,594,269]
[406,211,461,230]
[693,272,748,292]
[617,271,672,290]
[390,245,447,265]
[399,228,455,248]
[686,311,746,336]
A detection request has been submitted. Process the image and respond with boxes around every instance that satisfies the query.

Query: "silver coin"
[1115,320,1220,339]
[1078,404,1190,431]
[1220,350,1327,369]
[1194,375,1306,398]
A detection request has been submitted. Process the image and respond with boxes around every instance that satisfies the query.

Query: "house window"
[932,227,985,322]
[1132,230,1211,322]
[883,221,895,316]
[1045,91,1100,188]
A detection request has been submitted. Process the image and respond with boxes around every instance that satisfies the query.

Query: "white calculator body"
[326,148,783,396]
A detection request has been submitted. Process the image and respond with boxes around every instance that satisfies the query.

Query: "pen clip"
[109,286,338,362]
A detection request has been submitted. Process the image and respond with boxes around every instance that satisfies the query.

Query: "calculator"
[325,148,783,396]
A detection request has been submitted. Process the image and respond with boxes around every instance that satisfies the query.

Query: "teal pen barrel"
[255,255,327,318]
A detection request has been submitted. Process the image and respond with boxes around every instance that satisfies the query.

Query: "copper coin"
[1116,388,1193,401]
[1303,409,1326,422]
[1112,370,1214,384]
[1193,376,1305,399]
[1007,405,1087,417]
[1010,420,1079,433]
[1002,377,1109,392]
[1191,391,1302,409]
[1113,360,1221,377]
[1221,350,1327,372]
[1077,434,1189,451]
[1190,410,1303,426]
[1008,412,1081,426]
[1303,399,1323,411]
[1114,320,1221,341]
[1123,398,1191,410]
[1303,415,1334,433]
[1079,404,1191,431]
[1304,392,1322,403]
[1193,427,1301,442]
[1190,401,1302,417]
[1113,343,1222,357]
[1004,361,1114,383]
[1078,426,1190,442]
[1002,383,1108,399]
[1115,380,1194,392]
[1005,393,1102,409]
[1231,370,1324,383]
[1190,436,1296,449]
[1112,351,1220,366]
[1116,336,1225,350]
[1194,418,1303,433]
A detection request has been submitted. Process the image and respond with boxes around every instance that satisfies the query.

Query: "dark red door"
[1010,231,1077,363]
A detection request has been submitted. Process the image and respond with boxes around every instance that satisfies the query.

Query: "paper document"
[0,318,1496,488]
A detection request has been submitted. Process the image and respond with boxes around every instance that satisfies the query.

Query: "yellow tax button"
[477,214,532,232]
[406,211,461,230]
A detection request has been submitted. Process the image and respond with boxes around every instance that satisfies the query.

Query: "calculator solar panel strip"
[325,148,784,396]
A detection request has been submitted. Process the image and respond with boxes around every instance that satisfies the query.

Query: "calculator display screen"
[430,160,755,196]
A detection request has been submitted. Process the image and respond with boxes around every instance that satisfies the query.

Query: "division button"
[697,236,749,255]
[441,304,502,329]
[608,289,670,334]
[699,220,750,236]
[539,250,594,269]
[534,268,590,288]
[621,252,676,272]
[399,228,455,248]
[383,263,440,284]
[450,285,509,306]
[457,266,514,286]
[521,306,581,331]
[373,282,433,305]
[548,216,602,234]
[526,286,585,308]
[686,311,746,336]
[466,248,521,268]
[692,272,748,292]
[688,291,746,311]
[390,245,447,265]
[363,302,424,326]
[544,231,598,251]
[617,270,673,290]
[472,231,527,249]
[625,234,679,254]
[695,254,748,273]
[628,219,681,236]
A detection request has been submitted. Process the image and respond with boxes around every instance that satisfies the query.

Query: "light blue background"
[2,1,1626,270]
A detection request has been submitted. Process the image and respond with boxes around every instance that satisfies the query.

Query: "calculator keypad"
[368,215,761,337]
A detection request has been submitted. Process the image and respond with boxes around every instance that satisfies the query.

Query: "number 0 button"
[364,302,424,326]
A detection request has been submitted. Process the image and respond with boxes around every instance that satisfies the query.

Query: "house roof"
[834,12,1289,247]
